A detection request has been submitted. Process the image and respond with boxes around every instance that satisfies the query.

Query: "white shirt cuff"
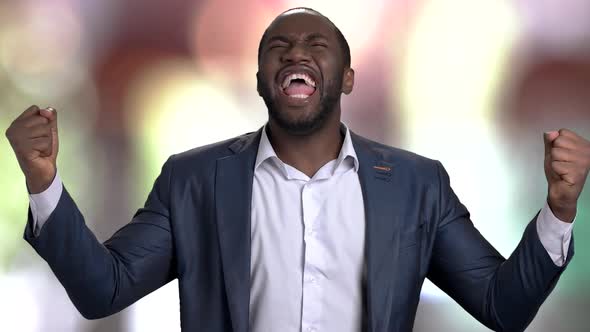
[536,202,575,267]
[29,171,63,236]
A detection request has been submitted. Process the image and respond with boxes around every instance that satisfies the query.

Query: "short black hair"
[257,7,351,68]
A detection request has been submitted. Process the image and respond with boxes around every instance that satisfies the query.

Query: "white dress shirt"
[249,126,365,332]
[30,126,575,332]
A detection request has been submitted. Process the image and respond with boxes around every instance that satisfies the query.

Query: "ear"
[256,72,263,97]
[341,68,354,95]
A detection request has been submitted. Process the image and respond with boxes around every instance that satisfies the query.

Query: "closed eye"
[269,43,288,49]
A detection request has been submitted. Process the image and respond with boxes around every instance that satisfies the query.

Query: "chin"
[270,107,330,136]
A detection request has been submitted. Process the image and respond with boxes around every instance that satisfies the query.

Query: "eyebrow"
[266,33,329,45]
[266,36,290,44]
[304,33,328,41]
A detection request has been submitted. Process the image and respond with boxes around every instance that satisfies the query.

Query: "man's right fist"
[5,105,59,194]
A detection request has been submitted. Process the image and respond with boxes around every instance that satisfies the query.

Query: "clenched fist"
[5,105,59,194]
[544,129,590,223]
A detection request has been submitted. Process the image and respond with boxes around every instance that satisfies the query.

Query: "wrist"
[547,198,577,223]
[26,170,56,194]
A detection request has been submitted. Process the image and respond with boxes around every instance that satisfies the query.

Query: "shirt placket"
[300,180,325,332]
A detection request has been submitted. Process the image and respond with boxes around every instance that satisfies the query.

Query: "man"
[5,7,590,332]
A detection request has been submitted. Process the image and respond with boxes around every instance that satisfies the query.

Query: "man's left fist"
[544,129,590,223]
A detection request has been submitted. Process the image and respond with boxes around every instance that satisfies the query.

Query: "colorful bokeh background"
[1,0,589,331]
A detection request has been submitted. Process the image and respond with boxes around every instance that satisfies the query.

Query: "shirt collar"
[337,124,360,172]
[254,124,359,173]
[254,126,278,170]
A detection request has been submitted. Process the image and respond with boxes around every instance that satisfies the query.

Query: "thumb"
[40,107,59,159]
[544,130,559,157]
[39,107,57,122]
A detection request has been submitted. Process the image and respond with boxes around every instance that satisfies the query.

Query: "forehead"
[265,12,337,40]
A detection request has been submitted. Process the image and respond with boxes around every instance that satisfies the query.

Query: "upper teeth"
[282,73,316,89]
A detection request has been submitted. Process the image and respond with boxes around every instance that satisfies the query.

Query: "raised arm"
[6,105,177,319]
[426,129,589,331]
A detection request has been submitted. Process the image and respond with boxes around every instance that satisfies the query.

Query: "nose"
[281,42,311,64]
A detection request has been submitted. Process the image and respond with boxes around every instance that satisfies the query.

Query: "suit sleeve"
[23,157,177,319]
[427,161,574,332]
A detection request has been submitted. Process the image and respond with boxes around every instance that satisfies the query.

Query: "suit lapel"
[352,133,404,332]
[215,128,406,332]
[215,130,261,332]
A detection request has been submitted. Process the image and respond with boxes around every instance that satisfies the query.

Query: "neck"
[267,109,344,178]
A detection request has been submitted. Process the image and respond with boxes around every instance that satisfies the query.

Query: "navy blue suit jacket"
[24,128,574,331]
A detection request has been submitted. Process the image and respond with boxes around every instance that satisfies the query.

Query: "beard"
[260,74,343,136]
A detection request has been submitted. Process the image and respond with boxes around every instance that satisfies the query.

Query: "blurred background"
[1,0,589,331]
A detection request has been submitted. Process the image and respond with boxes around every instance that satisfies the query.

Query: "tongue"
[284,82,315,96]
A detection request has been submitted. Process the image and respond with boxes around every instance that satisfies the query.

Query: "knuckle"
[554,136,566,147]
[13,145,25,155]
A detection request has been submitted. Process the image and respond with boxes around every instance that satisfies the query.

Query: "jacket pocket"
[399,220,425,251]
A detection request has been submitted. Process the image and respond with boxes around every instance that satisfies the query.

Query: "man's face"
[257,11,353,135]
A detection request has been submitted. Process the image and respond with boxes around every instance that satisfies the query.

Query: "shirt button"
[305,276,316,283]
[307,327,317,332]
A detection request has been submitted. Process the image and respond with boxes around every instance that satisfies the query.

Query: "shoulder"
[163,131,259,176]
[351,132,442,179]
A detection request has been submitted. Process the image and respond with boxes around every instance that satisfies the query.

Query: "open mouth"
[279,71,317,100]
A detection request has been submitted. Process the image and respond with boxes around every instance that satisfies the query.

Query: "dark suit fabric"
[24,128,574,332]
